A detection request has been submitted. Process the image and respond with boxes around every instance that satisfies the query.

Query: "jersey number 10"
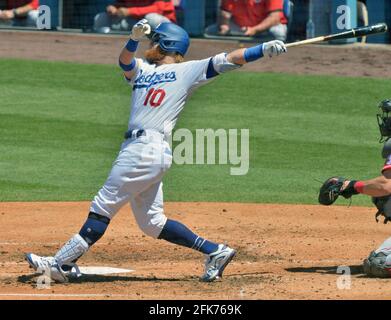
[144,88,166,108]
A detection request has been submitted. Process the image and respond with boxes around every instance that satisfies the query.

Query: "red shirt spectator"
[222,0,287,28]
[6,0,39,10]
[114,0,176,23]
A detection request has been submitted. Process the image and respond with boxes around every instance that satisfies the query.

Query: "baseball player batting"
[25,20,287,282]
[318,99,391,277]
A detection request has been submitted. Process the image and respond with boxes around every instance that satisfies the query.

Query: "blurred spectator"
[63,0,96,30]
[357,1,368,27]
[0,0,39,27]
[172,0,184,26]
[205,0,287,41]
[93,0,176,33]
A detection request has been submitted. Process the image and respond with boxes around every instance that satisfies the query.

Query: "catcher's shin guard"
[363,251,391,278]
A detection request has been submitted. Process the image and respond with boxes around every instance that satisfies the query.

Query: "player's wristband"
[244,43,264,62]
[119,59,136,72]
[125,38,139,52]
[340,180,360,198]
[354,181,365,194]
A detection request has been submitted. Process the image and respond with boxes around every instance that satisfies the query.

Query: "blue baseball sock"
[158,219,219,255]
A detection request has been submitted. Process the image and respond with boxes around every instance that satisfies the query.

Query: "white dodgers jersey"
[126,54,222,134]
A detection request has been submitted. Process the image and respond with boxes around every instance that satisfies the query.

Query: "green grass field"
[0,58,390,205]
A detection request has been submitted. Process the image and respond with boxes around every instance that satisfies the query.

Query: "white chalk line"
[0,242,112,246]
[0,293,134,298]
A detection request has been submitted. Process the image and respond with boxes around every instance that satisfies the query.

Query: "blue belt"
[124,129,146,140]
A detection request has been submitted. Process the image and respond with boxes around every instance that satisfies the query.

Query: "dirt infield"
[1,29,391,78]
[0,201,390,300]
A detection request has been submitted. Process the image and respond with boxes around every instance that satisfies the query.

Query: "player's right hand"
[130,19,152,41]
[262,40,287,58]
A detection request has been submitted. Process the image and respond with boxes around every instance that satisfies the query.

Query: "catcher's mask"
[377,99,391,142]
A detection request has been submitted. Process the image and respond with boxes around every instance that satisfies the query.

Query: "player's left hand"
[130,19,151,41]
[262,40,287,58]
[318,176,357,205]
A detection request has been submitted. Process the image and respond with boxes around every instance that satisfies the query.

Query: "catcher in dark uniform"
[318,99,391,278]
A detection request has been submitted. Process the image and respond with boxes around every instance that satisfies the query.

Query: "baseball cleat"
[201,244,236,282]
[25,253,71,283]
[26,253,55,271]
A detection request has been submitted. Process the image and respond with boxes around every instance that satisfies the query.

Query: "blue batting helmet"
[151,23,190,56]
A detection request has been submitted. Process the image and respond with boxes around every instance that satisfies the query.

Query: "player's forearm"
[226,48,247,65]
[346,176,391,197]
[252,12,281,33]
[127,4,160,18]
[218,9,231,26]
[119,38,139,78]
[227,40,287,65]
[227,46,266,65]
[119,42,136,65]
[14,4,34,16]
[118,19,150,78]
[365,174,391,196]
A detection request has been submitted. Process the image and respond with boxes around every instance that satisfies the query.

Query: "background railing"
[0,0,390,43]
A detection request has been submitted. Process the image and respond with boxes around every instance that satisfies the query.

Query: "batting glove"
[262,40,287,58]
[130,19,151,41]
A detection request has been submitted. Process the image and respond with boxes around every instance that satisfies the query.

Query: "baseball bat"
[286,23,388,48]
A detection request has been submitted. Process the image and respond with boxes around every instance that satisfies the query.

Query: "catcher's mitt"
[318,177,358,205]
[372,196,391,224]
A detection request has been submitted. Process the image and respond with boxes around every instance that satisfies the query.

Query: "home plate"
[77,267,134,275]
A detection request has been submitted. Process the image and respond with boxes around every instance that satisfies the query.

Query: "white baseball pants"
[90,130,172,238]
